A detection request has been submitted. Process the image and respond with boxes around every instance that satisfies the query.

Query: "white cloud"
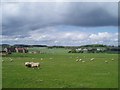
[27,26,89,43]
[89,32,112,41]
[2,25,118,46]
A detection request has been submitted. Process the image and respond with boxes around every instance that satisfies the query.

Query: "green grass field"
[2,48,118,88]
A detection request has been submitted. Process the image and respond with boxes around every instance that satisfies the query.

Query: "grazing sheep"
[31,62,40,69]
[111,59,114,61]
[76,59,79,62]
[105,60,108,63]
[41,58,43,60]
[90,58,94,61]
[25,62,40,69]
[82,61,85,63]
[79,59,82,61]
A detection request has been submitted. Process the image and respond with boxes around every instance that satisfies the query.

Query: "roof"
[15,48,27,50]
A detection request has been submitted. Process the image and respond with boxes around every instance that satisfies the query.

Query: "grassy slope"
[2,48,118,88]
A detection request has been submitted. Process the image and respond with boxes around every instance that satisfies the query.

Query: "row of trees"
[1,44,120,53]
[1,44,47,48]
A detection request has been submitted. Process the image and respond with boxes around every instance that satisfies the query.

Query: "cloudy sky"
[1,2,118,46]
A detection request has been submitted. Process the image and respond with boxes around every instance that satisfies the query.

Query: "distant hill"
[0,44,47,48]
[0,44,118,49]
[79,44,108,47]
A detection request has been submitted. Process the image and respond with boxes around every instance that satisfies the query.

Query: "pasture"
[2,47,118,88]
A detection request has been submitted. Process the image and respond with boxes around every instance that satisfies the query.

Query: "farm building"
[4,47,16,53]
[69,47,107,53]
[4,47,28,53]
[82,48,88,53]
[15,48,28,53]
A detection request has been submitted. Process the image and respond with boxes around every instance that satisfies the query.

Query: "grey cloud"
[62,3,117,26]
[2,2,118,35]
[1,2,118,46]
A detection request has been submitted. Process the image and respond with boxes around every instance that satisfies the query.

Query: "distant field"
[2,48,118,88]
[28,47,70,54]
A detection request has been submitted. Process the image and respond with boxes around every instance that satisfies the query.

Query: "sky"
[1,2,119,46]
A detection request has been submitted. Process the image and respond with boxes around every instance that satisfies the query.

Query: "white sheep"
[41,58,43,60]
[82,61,85,63]
[90,58,94,61]
[25,62,40,67]
[105,60,108,63]
[76,59,79,62]
[111,59,114,61]
[31,62,40,69]
[79,59,82,61]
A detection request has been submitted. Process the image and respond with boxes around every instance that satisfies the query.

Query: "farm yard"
[2,47,118,88]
